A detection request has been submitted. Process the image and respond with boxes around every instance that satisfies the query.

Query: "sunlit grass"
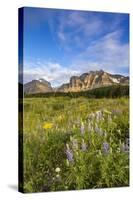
[23,97,129,192]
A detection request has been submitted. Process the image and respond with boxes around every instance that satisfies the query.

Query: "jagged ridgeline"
[23,70,129,98]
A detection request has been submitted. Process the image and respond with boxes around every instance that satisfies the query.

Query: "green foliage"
[21,97,129,193]
[24,85,129,98]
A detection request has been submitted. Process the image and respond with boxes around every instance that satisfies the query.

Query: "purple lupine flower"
[103,142,109,153]
[80,122,85,135]
[65,144,74,162]
[66,149,73,162]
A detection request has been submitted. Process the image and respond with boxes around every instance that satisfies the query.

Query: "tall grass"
[22,97,129,192]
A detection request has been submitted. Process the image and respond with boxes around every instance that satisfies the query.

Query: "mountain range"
[24,70,129,94]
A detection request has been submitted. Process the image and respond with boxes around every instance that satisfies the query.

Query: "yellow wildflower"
[43,122,53,129]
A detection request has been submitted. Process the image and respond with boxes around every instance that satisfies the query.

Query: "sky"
[22,7,129,87]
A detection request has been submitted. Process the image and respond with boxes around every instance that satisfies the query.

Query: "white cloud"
[56,12,103,50]
[71,30,129,75]
[53,11,126,53]
[23,61,80,87]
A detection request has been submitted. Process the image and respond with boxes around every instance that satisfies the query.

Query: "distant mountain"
[57,70,129,92]
[24,78,53,94]
[24,70,129,94]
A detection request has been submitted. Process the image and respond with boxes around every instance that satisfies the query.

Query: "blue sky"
[23,7,129,87]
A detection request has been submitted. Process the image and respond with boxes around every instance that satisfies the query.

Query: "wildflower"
[65,144,73,162]
[80,122,85,135]
[56,174,60,178]
[103,142,109,153]
[55,167,61,173]
[66,149,73,162]
[43,122,53,129]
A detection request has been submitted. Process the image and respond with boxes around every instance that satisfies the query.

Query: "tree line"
[23,85,129,98]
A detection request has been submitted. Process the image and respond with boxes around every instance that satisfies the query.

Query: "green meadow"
[22,97,129,192]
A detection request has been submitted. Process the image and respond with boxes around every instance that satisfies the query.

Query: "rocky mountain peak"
[24,78,53,94]
[24,70,129,94]
[57,70,129,92]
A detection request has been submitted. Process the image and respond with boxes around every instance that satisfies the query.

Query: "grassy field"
[22,97,129,192]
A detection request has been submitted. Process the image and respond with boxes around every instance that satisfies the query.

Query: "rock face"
[24,70,129,94]
[24,78,53,94]
[57,70,129,92]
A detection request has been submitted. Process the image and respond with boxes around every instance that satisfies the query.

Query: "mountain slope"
[24,79,53,94]
[57,70,129,92]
